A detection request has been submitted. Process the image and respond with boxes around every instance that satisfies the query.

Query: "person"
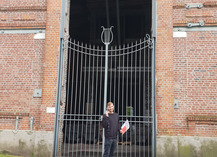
[102,102,122,157]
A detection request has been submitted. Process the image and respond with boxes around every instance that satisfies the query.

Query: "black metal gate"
[56,30,154,157]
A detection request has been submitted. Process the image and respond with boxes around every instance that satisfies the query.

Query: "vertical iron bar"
[126,44,129,157]
[89,45,96,157]
[142,38,146,155]
[93,46,99,157]
[139,40,142,157]
[63,38,71,156]
[129,42,134,157]
[71,41,80,157]
[68,40,76,157]
[141,38,144,157]
[113,47,117,110]
[115,46,119,157]
[134,41,138,157]
[102,43,109,154]
[122,44,127,156]
[75,42,84,157]
[109,47,113,101]
[67,40,75,155]
[117,45,121,157]
[144,41,146,157]
[80,43,88,157]
[143,37,146,157]
[131,44,136,157]
[85,44,92,157]
[122,44,125,157]
[98,46,104,157]
[148,40,150,157]
[152,37,156,157]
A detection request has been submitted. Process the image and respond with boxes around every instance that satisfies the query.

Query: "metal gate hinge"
[185,3,203,9]
[187,21,204,28]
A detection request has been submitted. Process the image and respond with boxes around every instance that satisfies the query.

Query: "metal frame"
[152,0,156,156]
[53,0,66,156]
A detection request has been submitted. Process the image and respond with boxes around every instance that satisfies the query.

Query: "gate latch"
[187,21,204,28]
[185,3,203,9]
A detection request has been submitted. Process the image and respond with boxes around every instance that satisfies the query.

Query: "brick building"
[0,0,217,157]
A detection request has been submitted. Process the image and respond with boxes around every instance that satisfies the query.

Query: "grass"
[0,152,22,157]
[0,155,21,157]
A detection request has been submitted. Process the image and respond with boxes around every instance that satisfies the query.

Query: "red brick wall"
[0,0,62,132]
[0,33,45,130]
[0,0,47,130]
[172,0,217,137]
[173,31,217,137]
[0,0,47,29]
[39,0,62,131]
[156,0,175,136]
[173,1,217,26]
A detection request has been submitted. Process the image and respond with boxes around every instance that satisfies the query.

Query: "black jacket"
[102,112,120,138]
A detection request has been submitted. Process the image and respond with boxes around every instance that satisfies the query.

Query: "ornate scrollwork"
[146,34,153,49]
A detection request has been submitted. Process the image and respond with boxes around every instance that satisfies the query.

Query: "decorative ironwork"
[64,34,153,57]
[57,33,154,157]
[101,26,114,45]
[146,34,154,49]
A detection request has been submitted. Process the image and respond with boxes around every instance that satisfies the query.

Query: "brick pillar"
[40,0,62,131]
[156,0,174,135]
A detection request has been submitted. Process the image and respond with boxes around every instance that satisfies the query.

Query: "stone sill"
[187,115,217,122]
[0,112,30,119]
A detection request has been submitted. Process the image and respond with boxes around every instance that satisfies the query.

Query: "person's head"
[107,102,114,113]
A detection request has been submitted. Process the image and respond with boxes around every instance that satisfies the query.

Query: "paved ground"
[60,143,152,157]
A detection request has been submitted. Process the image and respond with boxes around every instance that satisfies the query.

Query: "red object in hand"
[121,120,130,135]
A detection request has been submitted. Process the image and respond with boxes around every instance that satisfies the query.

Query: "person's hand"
[120,130,123,134]
[105,110,109,117]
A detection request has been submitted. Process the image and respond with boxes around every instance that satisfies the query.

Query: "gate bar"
[101,26,113,155]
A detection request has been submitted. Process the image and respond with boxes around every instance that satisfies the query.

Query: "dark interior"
[69,0,152,46]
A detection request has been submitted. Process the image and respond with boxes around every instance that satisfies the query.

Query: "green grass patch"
[0,153,22,157]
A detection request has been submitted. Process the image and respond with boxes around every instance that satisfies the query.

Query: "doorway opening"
[61,0,153,156]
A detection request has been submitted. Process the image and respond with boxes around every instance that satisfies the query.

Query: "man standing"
[102,102,122,157]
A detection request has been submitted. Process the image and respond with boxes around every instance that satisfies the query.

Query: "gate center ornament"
[101,26,114,45]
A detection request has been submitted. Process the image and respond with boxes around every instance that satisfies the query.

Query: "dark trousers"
[103,137,117,157]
